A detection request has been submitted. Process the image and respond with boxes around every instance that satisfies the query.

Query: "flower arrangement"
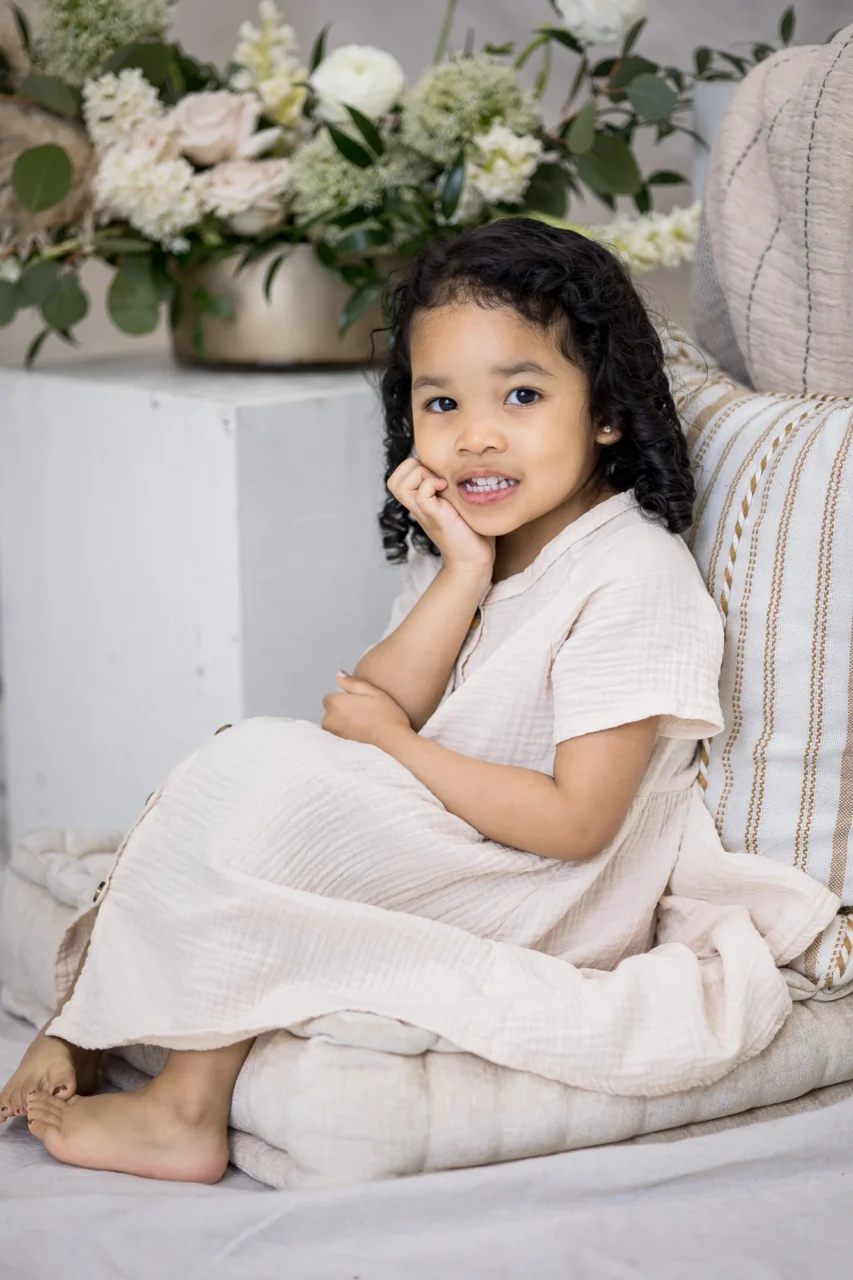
[0,0,774,363]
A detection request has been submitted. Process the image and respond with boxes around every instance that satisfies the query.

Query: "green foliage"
[12,145,72,213]
[19,74,81,118]
[326,124,374,169]
[575,134,642,197]
[41,273,89,331]
[439,151,466,220]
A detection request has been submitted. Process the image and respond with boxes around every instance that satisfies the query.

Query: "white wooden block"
[0,357,401,844]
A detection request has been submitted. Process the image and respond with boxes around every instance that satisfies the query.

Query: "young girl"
[0,218,836,1182]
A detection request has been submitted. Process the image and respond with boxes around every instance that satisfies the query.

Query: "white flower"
[82,68,163,151]
[170,91,281,167]
[200,158,292,236]
[553,0,646,47]
[310,45,405,123]
[94,127,204,248]
[230,1,308,130]
[595,202,701,273]
[467,125,542,206]
[233,1,300,80]
[0,255,22,283]
[254,67,309,130]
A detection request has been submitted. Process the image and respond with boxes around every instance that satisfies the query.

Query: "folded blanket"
[694,25,853,396]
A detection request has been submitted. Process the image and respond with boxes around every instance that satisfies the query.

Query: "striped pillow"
[669,331,853,992]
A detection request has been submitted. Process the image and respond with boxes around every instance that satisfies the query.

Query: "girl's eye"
[506,387,541,407]
[425,396,458,413]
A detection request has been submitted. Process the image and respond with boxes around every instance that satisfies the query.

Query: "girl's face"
[409,301,618,541]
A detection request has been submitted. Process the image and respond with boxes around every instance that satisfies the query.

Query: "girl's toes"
[25,1092,63,1140]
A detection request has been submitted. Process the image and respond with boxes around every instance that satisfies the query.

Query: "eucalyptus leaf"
[565,99,596,155]
[310,24,330,72]
[633,184,651,215]
[41,274,89,331]
[717,51,750,76]
[440,150,466,220]
[12,144,72,213]
[334,226,389,255]
[327,123,374,169]
[345,104,385,156]
[15,260,60,307]
[24,328,50,369]
[338,281,382,335]
[194,287,234,320]
[263,252,289,302]
[11,3,30,52]
[609,54,657,90]
[537,27,583,55]
[522,163,568,218]
[621,18,646,55]
[575,133,642,196]
[647,169,686,185]
[626,73,678,121]
[482,41,515,56]
[108,269,160,335]
[0,281,16,327]
[315,242,337,268]
[20,74,81,119]
[694,47,712,76]
[780,6,795,45]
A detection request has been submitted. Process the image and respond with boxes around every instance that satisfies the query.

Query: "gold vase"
[171,243,397,369]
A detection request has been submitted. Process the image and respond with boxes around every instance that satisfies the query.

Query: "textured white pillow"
[670,332,853,991]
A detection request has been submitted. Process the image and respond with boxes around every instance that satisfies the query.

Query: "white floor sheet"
[2,1006,853,1279]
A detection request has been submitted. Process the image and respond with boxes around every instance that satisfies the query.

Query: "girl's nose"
[455,416,506,453]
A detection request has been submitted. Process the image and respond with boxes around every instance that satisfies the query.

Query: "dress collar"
[485,490,638,604]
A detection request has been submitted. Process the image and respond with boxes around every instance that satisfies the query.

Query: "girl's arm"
[378,717,659,860]
[324,677,659,861]
[354,458,495,732]
[353,565,489,732]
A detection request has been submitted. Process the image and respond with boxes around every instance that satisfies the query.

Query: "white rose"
[553,0,645,47]
[200,158,292,235]
[468,125,543,206]
[171,91,281,167]
[310,45,405,123]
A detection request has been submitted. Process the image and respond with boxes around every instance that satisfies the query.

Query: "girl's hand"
[323,673,412,750]
[388,458,495,578]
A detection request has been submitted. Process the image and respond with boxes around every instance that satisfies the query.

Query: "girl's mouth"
[458,476,520,505]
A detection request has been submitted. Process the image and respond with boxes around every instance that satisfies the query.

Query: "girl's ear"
[594,424,622,445]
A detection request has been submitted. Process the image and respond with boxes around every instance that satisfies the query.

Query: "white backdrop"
[0,0,848,365]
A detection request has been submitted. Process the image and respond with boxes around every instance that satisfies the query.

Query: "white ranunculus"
[310,45,405,123]
[171,91,281,167]
[553,0,645,47]
[468,124,543,206]
[200,158,293,235]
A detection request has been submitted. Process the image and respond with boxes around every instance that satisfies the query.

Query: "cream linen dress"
[49,492,838,1095]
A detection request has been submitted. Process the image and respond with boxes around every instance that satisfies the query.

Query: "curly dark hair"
[377,216,694,564]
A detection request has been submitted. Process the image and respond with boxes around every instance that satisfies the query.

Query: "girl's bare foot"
[25,1085,229,1183]
[0,1029,100,1122]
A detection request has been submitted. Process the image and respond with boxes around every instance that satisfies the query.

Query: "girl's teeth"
[464,478,518,491]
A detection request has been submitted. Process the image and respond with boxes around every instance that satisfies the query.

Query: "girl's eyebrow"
[412,360,554,392]
[492,360,555,379]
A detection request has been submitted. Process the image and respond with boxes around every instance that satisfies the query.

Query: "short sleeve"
[378,549,442,641]
[551,534,724,745]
